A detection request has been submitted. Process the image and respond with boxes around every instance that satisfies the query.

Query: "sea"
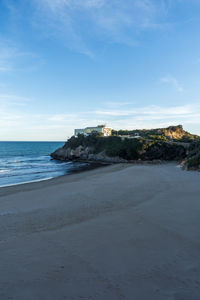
[0,142,88,187]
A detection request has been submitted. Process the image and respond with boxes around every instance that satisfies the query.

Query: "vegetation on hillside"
[65,131,187,161]
[184,141,200,169]
[112,125,199,142]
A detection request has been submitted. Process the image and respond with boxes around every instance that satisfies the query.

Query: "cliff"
[51,125,198,164]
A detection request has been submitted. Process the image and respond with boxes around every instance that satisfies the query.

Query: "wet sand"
[0,163,200,299]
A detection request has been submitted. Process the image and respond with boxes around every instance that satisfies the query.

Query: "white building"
[75,125,112,137]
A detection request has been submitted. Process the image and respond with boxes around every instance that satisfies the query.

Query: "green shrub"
[187,154,200,168]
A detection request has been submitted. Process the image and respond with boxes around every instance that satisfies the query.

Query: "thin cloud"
[32,0,169,57]
[103,101,135,108]
[93,104,200,131]
[0,42,15,72]
[0,94,32,106]
[95,104,196,117]
[1,97,200,140]
[94,112,200,132]
[0,39,43,73]
[160,76,183,92]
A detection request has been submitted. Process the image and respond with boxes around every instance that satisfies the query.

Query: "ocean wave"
[0,177,54,188]
[7,157,49,164]
[10,169,68,177]
[0,169,10,174]
[0,142,66,186]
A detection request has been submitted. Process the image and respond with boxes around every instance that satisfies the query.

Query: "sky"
[0,0,200,141]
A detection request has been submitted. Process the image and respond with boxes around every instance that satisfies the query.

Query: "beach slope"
[0,163,200,299]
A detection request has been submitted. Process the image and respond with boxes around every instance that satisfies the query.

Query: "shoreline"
[0,160,109,191]
[0,162,120,197]
[1,159,197,198]
[0,161,172,197]
[0,159,169,191]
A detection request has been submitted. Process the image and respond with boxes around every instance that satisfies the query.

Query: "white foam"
[0,169,10,173]
[0,177,53,188]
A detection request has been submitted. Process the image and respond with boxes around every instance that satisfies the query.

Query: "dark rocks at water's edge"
[51,146,128,163]
[51,125,200,170]
[51,144,185,164]
[50,147,165,167]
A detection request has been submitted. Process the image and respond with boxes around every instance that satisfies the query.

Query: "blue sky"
[0,0,200,140]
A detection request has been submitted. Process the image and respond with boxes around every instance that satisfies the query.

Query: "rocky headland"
[51,125,200,170]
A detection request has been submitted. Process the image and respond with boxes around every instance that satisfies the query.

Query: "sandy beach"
[0,163,200,299]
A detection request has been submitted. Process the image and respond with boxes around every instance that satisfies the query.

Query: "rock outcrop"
[51,146,127,163]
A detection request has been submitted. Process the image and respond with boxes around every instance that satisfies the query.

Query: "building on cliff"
[75,125,112,137]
